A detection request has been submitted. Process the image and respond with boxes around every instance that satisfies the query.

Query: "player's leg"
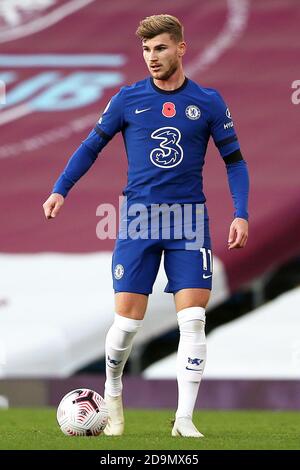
[104,238,162,435]
[105,293,148,400]
[174,287,210,312]
[104,292,148,436]
[172,288,210,437]
[164,244,212,437]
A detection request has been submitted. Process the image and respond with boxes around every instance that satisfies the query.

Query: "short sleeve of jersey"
[210,90,240,158]
[95,87,125,139]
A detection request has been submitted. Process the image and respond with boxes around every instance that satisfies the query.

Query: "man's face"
[142,33,186,81]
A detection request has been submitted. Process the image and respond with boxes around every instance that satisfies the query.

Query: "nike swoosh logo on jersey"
[186,367,203,372]
[135,108,151,114]
[203,274,212,279]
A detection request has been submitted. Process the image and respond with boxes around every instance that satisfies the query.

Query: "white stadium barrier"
[0,252,228,377]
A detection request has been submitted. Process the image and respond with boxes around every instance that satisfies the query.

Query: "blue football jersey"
[95,77,240,205]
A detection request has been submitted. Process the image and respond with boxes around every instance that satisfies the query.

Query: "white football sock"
[176,306,206,420]
[105,313,142,397]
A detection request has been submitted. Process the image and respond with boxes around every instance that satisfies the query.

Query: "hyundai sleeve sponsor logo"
[224,120,234,130]
[223,107,234,129]
[226,107,232,119]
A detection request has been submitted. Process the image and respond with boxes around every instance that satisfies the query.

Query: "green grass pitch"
[0,409,299,450]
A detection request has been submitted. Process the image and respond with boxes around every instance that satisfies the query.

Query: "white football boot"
[171,417,204,438]
[103,392,124,436]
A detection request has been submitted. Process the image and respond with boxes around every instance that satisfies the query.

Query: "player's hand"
[228,218,248,250]
[43,193,64,219]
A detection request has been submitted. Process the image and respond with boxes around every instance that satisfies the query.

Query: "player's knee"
[113,312,142,334]
[106,313,143,350]
[115,293,147,320]
[115,309,145,320]
[177,306,206,334]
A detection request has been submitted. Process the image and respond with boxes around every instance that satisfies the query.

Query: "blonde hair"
[136,14,184,43]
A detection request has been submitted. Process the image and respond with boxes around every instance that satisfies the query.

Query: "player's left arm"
[210,90,249,249]
[224,150,249,249]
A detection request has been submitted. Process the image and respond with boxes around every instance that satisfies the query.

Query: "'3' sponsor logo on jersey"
[150,127,183,169]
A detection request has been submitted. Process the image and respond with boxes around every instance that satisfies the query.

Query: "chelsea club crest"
[185,105,201,120]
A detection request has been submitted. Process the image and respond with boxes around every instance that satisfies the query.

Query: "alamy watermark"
[291,80,300,104]
[96,197,205,250]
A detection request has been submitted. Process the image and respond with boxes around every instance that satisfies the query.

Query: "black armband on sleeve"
[223,149,244,165]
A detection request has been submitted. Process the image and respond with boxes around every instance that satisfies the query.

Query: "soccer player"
[43,14,249,438]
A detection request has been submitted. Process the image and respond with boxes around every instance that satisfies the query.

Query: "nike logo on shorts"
[203,274,212,279]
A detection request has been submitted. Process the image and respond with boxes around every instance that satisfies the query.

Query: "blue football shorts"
[112,204,213,295]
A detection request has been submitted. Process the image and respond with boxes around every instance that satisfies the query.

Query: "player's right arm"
[43,89,125,219]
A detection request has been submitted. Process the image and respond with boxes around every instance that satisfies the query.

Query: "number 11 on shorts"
[200,248,213,273]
